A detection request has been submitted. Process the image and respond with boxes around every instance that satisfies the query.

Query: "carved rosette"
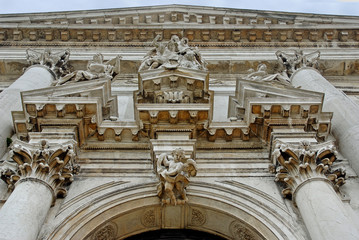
[190,208,206,226]
[273,140,345,203]
[141,209,156,227]
[92,222,117,240]
[229,221,256,240]
[0,139,79,204]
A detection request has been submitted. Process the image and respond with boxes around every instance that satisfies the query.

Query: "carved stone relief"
[156,148,197,205]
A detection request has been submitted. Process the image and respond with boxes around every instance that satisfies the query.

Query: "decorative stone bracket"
[272,140,345,205]
[0,139,79,205]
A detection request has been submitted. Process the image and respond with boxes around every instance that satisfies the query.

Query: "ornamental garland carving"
[57,53,121,85]
[0,139,79,202]
[139,35,207,71]
[156,148,197,205]
[26,48,71,78]
[272,140,345,201]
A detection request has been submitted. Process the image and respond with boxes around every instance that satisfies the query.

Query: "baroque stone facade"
[0,4,359,240]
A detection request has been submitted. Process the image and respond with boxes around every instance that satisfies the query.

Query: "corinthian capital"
[272,140,345,202]
[26,48,71,78]
[0,139,79,204]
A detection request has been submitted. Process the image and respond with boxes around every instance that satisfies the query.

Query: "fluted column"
[291,67,359,176]
[273,140,359,240]
[0,49,70,159]
[0,139,78,240]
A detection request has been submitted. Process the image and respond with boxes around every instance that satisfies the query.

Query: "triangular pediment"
[1,5,358,27]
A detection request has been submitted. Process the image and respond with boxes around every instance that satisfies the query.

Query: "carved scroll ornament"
[156,148,197,205]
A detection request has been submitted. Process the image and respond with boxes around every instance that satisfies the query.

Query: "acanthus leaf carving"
[272,140,345,201]
[2,139,79,203]
[156,148,197,205]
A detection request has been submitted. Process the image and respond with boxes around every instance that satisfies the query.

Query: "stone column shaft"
[0,66,55,158]
[295,179,359,240]
[0,180,53,240]
[291,68,359,175]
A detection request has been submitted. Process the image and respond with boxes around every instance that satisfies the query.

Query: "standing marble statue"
[156,148,197,205]
[139,35,207,71]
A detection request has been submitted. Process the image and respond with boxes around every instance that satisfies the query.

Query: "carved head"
[172,148,185,162]
[93,53,104,63]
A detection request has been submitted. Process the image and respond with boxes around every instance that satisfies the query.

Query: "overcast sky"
[0,0,358,16]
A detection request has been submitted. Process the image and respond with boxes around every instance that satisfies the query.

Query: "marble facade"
[0,5,359,240]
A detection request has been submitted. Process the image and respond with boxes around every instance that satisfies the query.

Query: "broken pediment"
[228,79,332,142]
[134,67,213,129]
[11,79,123,145]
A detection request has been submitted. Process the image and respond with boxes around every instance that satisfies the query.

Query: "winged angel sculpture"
[26,48,70,77]
[156,148,197,205]
[276,50,320,77]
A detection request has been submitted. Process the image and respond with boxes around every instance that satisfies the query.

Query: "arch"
[48,181,305,240]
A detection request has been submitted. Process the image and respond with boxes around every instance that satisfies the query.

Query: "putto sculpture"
[276,50,320,77]
[139,35,207,71]
[57,53,121,85]
[156,148,197,205]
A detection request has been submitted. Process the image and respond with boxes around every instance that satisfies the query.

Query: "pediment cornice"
[1,5,359,45]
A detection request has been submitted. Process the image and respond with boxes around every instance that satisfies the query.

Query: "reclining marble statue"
[57,53,121,85]
[156,148,197,205]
